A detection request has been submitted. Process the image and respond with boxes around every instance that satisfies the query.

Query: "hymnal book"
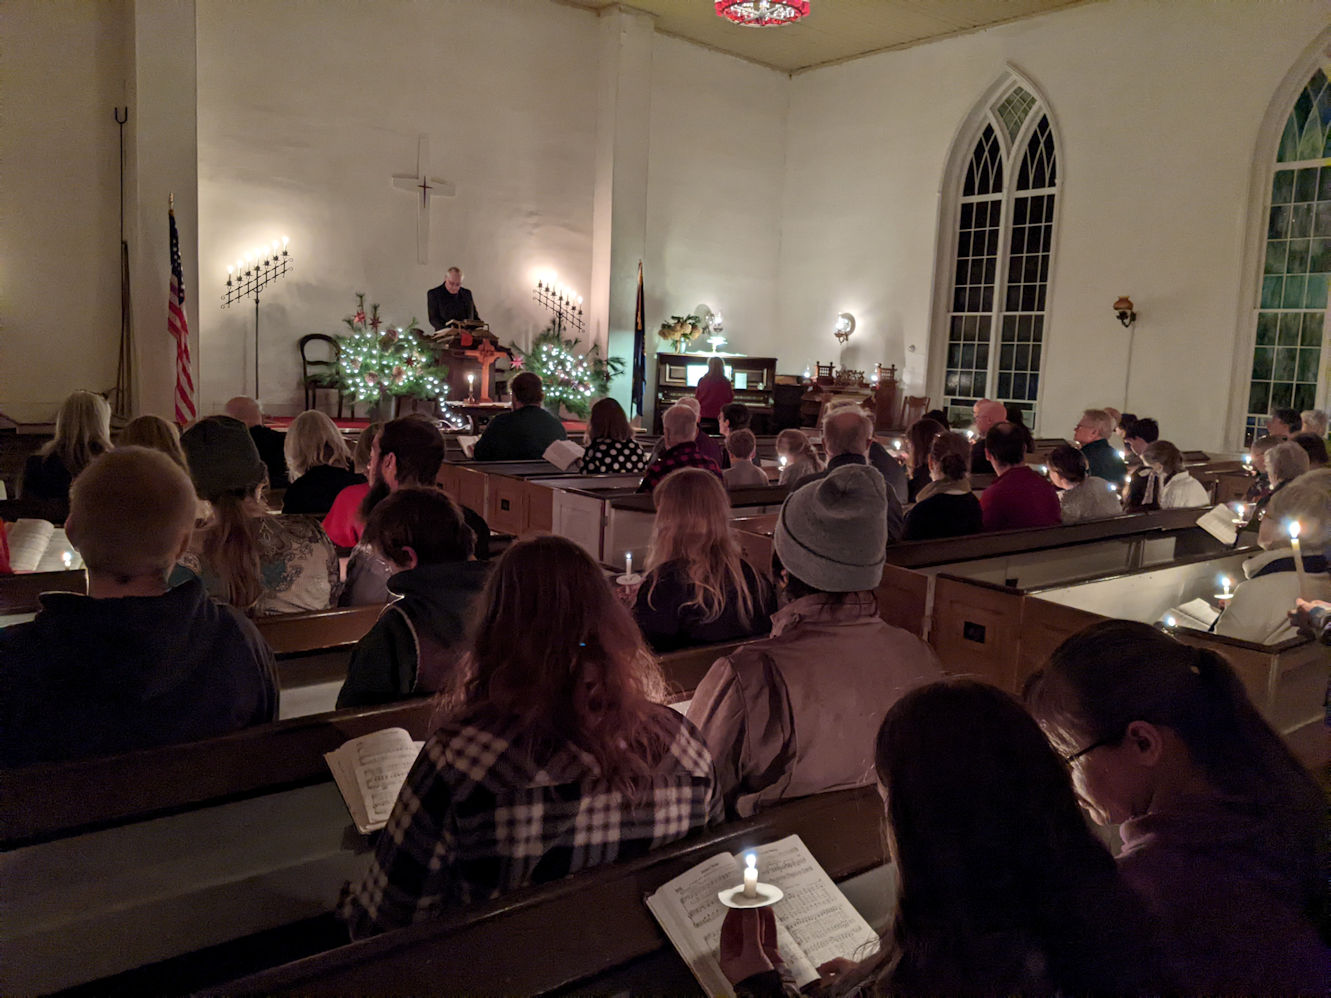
[455,434,479,458]
[6,519,83,573]
[543,439,585,471]
[324,727,425,834]
[645,834,880,998]
[1163,597,1222,631]
[1196,504,1238,546]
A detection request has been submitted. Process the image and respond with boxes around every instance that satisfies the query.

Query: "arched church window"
[1244,63,1331,444]
[942,84,1059,428]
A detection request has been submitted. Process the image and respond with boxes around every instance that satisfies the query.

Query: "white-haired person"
[21,390,113,502]
[1300,409,1329,440]
[1215,482,1331,644]
[1140,440,1209,509]
[281,409,364,515]
[1073,408,1127,483]
[0,448,277,766]
[1247,439,1312,532]
[638,404,723,493]
[646,395,724,469]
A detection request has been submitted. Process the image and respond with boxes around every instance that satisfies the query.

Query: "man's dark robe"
[427,283,481,330]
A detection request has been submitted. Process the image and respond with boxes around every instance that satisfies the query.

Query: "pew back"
[0,568,86,613]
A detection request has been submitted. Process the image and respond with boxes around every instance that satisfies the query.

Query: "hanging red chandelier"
[715,1,810,27]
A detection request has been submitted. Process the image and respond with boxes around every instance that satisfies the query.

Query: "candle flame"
[1164,614,1177,628]
[1288,520,1302,540]
[745,852,757,870]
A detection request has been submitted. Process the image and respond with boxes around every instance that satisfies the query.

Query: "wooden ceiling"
[559,0,1095,73]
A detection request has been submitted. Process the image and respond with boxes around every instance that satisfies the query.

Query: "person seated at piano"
[0,448,278,767]
[688,465,941,818]
[695,356,734,434]
[901,431,982,541]
[336,489,489,709]
[1073,408,1127,483]
[1213,483,1331,644]
[1139,440,1210,509]
[472,372,567,462]
[719,681,1160,997]
[426,265,481,330]
[342,417,491,604]
[979,423,1061,531]
[322,422,382,548]
[580,397,647,474]
[722,429,769,489]
[21,389,113,502]
[176,416,340,614]
[638,404,723,494]
[337,535,721,937]
[632,469,774,652]
[1046,443,1122,523]
[1026,621,1331,994]
[281,410,365,516]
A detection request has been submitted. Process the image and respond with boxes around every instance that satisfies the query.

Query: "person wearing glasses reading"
[1024,620,1330,994]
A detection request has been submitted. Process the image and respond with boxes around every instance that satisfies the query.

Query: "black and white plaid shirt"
[338,703,722,937]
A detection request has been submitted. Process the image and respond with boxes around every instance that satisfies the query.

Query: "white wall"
[645,33,786,365]
[196,0,601,415]
[1,0,129,423]
[779,0,1329,451]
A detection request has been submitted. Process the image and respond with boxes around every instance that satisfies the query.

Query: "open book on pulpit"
[645,834,880,998]
[324,727,425,834]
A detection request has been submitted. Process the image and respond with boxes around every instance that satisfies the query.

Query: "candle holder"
[533,280,584,335]
[719,853,783,909]
[221,237,293,398]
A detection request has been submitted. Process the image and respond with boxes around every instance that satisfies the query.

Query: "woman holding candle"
[1025,621,1330,993]
[338,535,721,937]
[1214,482,1331,643]
[633,468,774,652]
[775,429,822,488]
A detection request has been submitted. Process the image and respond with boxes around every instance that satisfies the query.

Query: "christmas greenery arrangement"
[514,325,623,418]
[335,293,449,403]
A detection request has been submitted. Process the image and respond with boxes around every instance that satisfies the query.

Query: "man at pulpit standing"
[427,266,482,330]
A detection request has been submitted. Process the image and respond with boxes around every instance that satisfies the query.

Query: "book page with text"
[325,728,424,831]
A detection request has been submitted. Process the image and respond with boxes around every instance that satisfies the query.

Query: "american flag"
[168,207,197,425]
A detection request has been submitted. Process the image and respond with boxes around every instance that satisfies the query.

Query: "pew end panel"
[877,564,928,637]
[1014,597,1109,691]
[929,575,1025,691]
[437,463,488,519]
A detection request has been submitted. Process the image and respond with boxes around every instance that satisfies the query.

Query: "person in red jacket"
[694,356,734,433]
[979,422,1061,531]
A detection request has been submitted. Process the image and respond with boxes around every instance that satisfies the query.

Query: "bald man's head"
[973,399,1007,434]
[224,396,262,428]
[823,408,872,458]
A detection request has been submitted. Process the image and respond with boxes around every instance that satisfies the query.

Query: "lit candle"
[282,235,290,249]
[1288,520,1309,598]
[779,454,788,468]
[1217,573,1234,600]
[743,852,758,899]
[1243,454,1252,466]
[1164,614,1177,629]
[625,551,633,577]
[61,551,73,569]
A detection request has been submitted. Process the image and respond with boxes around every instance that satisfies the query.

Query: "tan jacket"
[686,592,942,818]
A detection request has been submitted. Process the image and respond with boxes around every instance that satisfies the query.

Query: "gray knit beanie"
[180,415,266,500]
[774,464,886,592]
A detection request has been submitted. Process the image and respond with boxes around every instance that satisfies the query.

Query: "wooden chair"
[299,334,351,418]
[898,394,929,429]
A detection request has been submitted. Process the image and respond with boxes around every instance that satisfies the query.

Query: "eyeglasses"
[1063,735,1119,766]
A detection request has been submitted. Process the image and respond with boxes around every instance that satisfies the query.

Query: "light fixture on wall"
[715,0,810,27]
[222,234,292,398]
[833,311,856,344]
[696,304,727,352]
[533,277,584,334]
[1113,296,1136,329]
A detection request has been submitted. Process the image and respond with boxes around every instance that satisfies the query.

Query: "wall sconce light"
[833,311,856,344]
[696,304,727,352]
[1113,296,1136,329]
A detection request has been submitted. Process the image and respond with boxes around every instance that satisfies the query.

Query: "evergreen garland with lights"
[514,325,623,419]
[334,293,450,404]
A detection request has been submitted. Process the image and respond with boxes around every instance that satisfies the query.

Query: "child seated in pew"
[336,489,489,708]
[632,468,775,652]
[775,428,823,488]
[722,429,769,489]
[338,535,720,936]
[1214,482,1331,644]
[688,465,941,818]
[0,448,278,767]
[176,416,340,615]
[1025,621,1331,994]
[719,680,1161,996]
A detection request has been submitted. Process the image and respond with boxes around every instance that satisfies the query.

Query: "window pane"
[1284,275,1306,307]
[1272,169,1295,204]
[1305,273,1328,309]
[1249,381,1271,415]
[1288,239,1311,274]
[1297,347,1319,382]
[1303,311,1326,345]
[1275,346,1298,379]
[1262,277,1284,308]
[1256,312,1278,345]
[1294,382,1317,411]
[1266,240,1289,274]
[1278,312,1302,344]
[1252,346,1273,379]
[1291,204,1314,239]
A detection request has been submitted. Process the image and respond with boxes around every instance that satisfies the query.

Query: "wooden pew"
[0,496,68,524]
[0,568,86,613]
[0,698,434,848]
[210,784,887,997]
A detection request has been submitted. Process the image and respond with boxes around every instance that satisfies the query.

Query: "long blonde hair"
[284,409,352,479]
[776,428,823,470]
[40,390,112,477]
[646,468,762,626]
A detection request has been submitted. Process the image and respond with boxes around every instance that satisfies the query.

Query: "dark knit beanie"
[180,415,266,499]
[774,464,886,592]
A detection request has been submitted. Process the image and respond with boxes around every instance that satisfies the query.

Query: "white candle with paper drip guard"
[719,850,784,909]
[1215,574,1235,605]
[1163,613,1178,629]
[1288,520,1310,599]
[61,551,73,570]
[616,550,641,588]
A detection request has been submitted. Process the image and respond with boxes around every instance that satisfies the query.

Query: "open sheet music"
[324,727,424,834]
[645,834,880,997]
[6,519,83,573]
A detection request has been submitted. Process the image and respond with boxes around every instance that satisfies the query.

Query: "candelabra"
[221,236,293,398]
[533,279,584,334]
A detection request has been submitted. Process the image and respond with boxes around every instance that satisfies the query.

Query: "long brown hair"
[645,468,763,626]
[1024,620,1329,930]
[197,490,265,610]
[40,390,112,478]
[441,535,670,797]
[851,679,1160,996]
[588,397,632,442]
[905,417,944,474]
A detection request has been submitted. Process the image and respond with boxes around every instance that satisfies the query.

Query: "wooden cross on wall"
[392,135,455,265]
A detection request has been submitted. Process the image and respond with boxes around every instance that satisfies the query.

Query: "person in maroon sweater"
[979,422,1061,531]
